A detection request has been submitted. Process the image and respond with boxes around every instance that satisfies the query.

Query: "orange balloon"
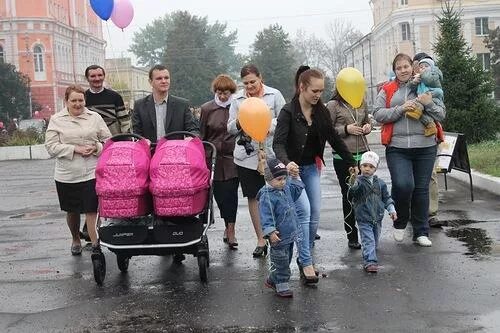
[238,97,272,142]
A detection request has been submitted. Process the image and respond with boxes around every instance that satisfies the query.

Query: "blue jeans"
[358,220,382,266]
[386,145,437,239]
[269,243,293,292]
[295,163,321,267]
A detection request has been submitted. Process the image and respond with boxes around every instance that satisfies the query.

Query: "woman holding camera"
[227,64,286,257]
[200,74,239,248]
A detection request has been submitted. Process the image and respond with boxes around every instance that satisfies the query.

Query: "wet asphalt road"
[0,144,499,333]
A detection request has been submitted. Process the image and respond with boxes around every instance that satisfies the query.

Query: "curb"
[446,169,500,197]
[0,144,50,161]
[366,130,500,197]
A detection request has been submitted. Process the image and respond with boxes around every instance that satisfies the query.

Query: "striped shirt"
[85,88,130,135]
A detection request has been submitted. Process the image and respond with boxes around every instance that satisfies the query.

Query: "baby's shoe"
[405,107,423,120]
[424,122,437,136]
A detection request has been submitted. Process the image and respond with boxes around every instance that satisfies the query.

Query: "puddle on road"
[98,316,340,333]
[443,219,493,259]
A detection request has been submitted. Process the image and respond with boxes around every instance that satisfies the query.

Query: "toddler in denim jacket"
[348,151,397,273]
[257,158,304,297]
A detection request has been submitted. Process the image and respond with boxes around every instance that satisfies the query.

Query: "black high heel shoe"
[296,258,319,284]
[228,237,238,249]
[252,244,268,257]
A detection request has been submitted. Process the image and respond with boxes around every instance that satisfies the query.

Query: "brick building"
[0,0,105,118]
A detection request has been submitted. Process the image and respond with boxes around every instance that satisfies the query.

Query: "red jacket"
[380,80,443,145]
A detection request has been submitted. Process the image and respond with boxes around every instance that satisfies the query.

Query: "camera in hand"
[237,131,255,155]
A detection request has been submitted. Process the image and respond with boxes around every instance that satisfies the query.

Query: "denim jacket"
[257,178,304,248]
[349,175,395,224]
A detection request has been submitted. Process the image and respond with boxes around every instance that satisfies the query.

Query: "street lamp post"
[28,87,32,118]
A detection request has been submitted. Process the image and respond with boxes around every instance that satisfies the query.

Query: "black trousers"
[333,157,359,243]
[213,177,239,226]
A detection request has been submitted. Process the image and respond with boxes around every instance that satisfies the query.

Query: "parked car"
[18,119,46,134]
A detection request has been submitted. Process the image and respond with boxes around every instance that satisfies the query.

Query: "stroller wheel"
[92,252,106,286]
[197,255,208,282]
[117,255,129,272]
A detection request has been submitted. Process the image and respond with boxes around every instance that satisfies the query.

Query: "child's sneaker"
[276,289,293,298]
[393,229,405,242]
[264,278,276,290]
[364,264,378,273]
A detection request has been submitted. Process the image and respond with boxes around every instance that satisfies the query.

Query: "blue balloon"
[90,0,114,21]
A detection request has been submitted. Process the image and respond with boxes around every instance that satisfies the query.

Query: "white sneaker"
[416,236,432,247]
[393,229,405,242]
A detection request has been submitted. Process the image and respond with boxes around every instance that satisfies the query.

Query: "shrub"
[3,128,44,146]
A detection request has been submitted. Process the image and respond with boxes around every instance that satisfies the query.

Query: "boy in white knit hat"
[348,151,397,273]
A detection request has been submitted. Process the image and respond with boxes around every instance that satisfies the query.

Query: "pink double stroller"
[94,132,216,285]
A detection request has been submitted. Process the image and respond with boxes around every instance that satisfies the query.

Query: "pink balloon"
[111,0,134,30]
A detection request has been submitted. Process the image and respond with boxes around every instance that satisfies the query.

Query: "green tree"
[129,15,172,67]
[129,11,241,105]
[434,1,499,143]
[250,24,297,100]
[484,26,500,100]
[0,63,31,124]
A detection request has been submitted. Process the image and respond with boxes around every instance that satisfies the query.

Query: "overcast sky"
[103,0,373,62]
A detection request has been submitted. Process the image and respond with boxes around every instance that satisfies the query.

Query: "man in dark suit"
[132,64,199,142]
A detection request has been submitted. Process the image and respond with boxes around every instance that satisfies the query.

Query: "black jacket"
[131,94,199,142]
[273,98,355,167]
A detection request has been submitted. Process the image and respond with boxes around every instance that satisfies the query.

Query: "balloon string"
[105,21,124,86]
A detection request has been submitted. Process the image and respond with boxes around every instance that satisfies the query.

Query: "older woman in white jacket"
[45,85,111,256]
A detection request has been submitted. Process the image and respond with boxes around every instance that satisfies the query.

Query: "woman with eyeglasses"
[200,74,240,249]
[227,64,286,258]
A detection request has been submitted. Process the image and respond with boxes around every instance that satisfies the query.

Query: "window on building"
[33,45,46,81]
[475,17,489,36]
[0,45,4,63]
[33,45,44,72]
[400,0,408,5]
[477,53,491,71]
[401,22,411,41]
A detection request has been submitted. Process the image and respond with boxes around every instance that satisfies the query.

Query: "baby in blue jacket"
[257,158,304,298]
[349,151,397,273]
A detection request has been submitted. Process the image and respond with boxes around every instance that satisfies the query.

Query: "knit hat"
[419,58,435,68]
[264,158,288,181]
[413,52,432,62]
[360,151,380,168]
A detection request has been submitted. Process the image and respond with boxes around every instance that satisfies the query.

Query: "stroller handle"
[110,133,146,142]
[163,131,199,139]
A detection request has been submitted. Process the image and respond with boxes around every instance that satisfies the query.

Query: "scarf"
[214,94,232,108]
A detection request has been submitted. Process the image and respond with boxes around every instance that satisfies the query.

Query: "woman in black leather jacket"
[273,67,356,283]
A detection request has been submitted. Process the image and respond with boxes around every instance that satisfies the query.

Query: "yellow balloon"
[238,97,272,143]
[336,67,366,108]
